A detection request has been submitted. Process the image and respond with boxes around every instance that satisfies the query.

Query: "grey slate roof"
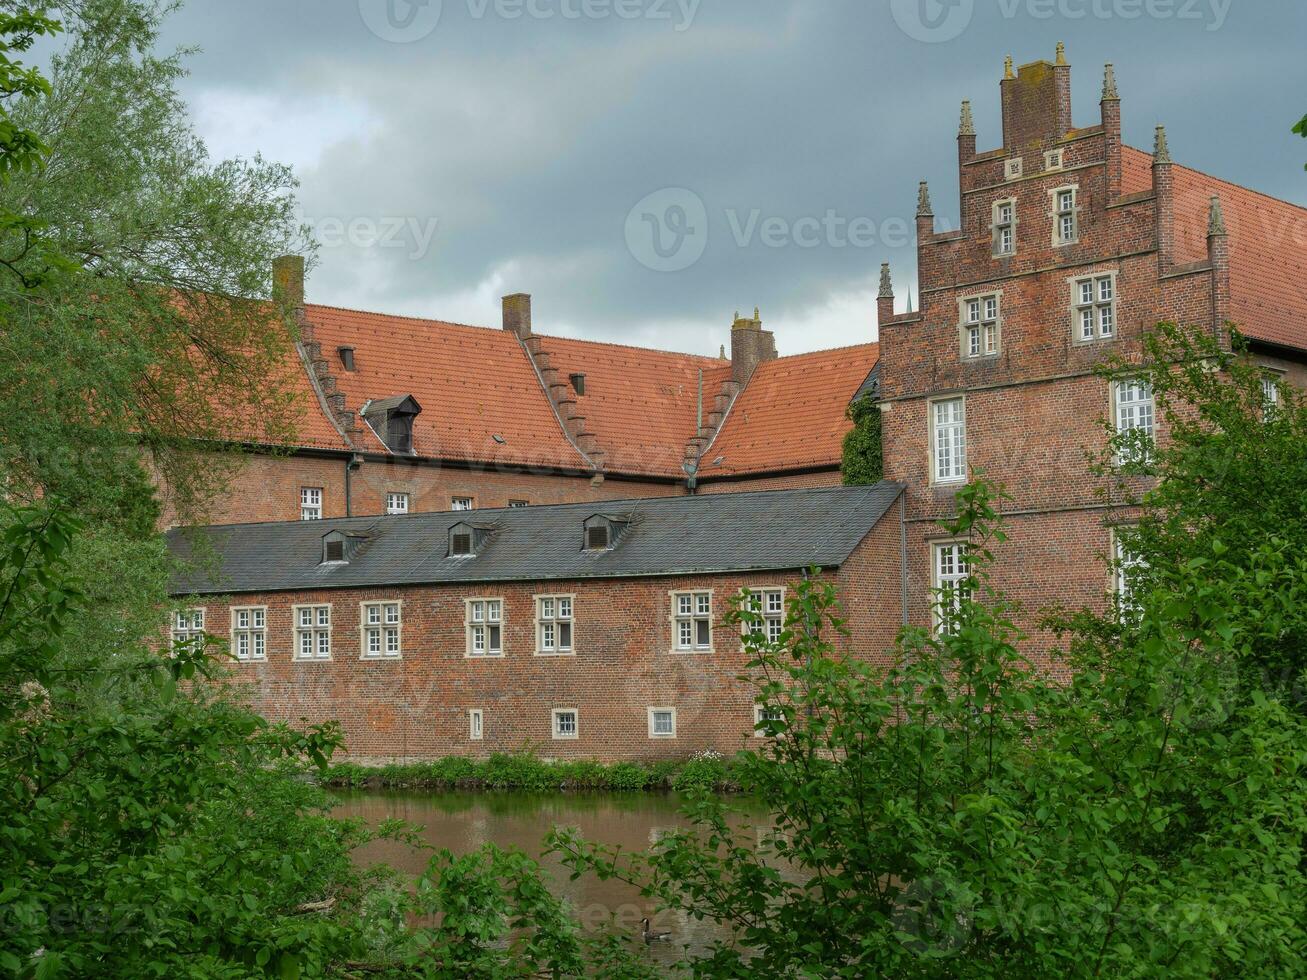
[166,483,904,596]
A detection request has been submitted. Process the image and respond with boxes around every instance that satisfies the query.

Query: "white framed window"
[1261,371,1283,411]
[1053,186,1079,245]
[466,599,504,657]
[1004,157,1023,180]
[552,708,578,740]
[508,499,530,508]
[993,200,1016,256]
[930,397,967,484]
[451,496,474,511]
[231,606,267,661]
[932,542,971,637]
[1072,273,1116,342]
[647,707,677,739]
[1113,379,1155,462]
[469,709,484,741]
[1112,531,1146,612]
[743,589,785,644]
[961,294,1000,358]
[754,703,785,737]
[385,492,409,515]
[672,591,713,652]
[172,608,206,652]
[361,601,402,659]
[300,487,322,521]
[1045,148,1065,171]
[535,595,574,655]
[293,604,331,661]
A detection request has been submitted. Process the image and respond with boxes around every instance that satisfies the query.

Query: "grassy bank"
[320,751,741,794]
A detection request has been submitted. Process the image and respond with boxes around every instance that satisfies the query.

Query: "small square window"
[1045,148,1065,170]
[508,499,530,508]
[754,703,785,737]
[552,709,578,739]
[1004,158,1023,180]
[648,708,677,739]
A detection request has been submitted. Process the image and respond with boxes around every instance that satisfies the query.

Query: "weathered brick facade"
[180,495,904,763]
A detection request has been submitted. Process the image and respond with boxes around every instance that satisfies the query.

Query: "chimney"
[272,254,305,311]
[958,99,976,215]
[877,263,894,327]
[1207,195,1230,337]
[916,180,934,244]
[1100,63,1122,202]
[1001,44,1074,151]
[502,293,532,339]
[729,307,777,386]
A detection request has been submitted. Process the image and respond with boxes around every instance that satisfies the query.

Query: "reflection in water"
[332,789,767,969]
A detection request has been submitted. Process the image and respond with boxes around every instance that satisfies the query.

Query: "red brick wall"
[187,555,902,764]
[696,468,844,494]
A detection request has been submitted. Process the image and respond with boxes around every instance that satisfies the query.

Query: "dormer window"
[361,395,421,455]
[321,530,348,564]
[583,514,630,552]
[448,521,493,559]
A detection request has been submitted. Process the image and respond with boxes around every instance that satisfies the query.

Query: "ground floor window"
[172,608,205,653]
[361,602,402,658]
[552,708,578,740]
[469,709,484,740]
[648,707,677,738]
[231,606,267,661]
[294,605,332,660]
[467,599,504,657]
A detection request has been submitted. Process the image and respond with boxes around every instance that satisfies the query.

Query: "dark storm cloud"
[160,0,1306,353]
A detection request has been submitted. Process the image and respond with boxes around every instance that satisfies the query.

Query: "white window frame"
[929,396,968,485]
[1070,272,1117,343]
[1113,379,1155,463]
[508,499,530,508]
[385,492,409,516]
[300,487,322,521]
[552,708,579,740]
[1044,148,1065,171]
[932,541,971,637]
[959,293,1000,359]
[535,594,575,656]
[1261,369,1283,411]
[231,605,267,661]
[647,707,677,739]
[451,496,475,511]
[671,590,713,652]
[1112,530,1146,613]
[742,588,785,645]
[360,601,402,660]
[469,708,484,741]
[293,604,332,661]
[172,607,206,650]
[465,598,505,658]
[992,199,1017,257]
[754,703,785,738]
[1051,185,1079,246]
[1004,157,1023,180]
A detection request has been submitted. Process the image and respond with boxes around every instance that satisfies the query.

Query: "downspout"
[345,453,363,517]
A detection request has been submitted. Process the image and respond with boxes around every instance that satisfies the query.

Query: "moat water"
[331,788,769,969]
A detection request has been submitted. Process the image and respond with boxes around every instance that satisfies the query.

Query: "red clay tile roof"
[1123,146,1307,351]
[304,305,591,471]
[530,334,730,477]
[701,344,879,477]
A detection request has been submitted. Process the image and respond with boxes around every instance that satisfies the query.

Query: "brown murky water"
[331,789,769,970]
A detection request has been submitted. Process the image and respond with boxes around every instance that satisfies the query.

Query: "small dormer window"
[451,532,473,556]
[448,521,491,558]
[387,414,413,454]
[586,525,609,550]
[582,513,630,553]
[322,531,347,564]
[361,395,421,455]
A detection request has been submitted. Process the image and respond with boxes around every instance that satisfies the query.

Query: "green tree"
[0,0,314,528]
[553,475,1306,975]
[841,386,883,485]
[1294,112,1306,169]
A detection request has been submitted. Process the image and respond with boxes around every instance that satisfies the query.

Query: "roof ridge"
[534,331,729,363]
[306,303,495,333]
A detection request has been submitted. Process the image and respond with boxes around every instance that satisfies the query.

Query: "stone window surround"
[1067,268,1120,345]
[957,288,1004,361]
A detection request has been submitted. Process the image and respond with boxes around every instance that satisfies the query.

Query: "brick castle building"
[169,48,1307,761]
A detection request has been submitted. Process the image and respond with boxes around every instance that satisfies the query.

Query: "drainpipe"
[345,453,363,516]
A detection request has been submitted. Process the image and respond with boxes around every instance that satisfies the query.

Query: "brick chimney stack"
[729,307,777,386]
[502,293,532,339]
[1207,195,1230,336]
[272,254,305,313]
[1153,125,1175,271]
[1001,44,1074,151]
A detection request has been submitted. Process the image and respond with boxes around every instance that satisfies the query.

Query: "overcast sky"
[152,0,1306,356]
